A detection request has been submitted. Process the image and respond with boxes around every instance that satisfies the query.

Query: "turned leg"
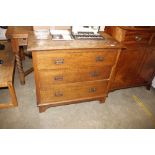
[11,38,25,85]
[15,53,25,85]
[20,46,25,60]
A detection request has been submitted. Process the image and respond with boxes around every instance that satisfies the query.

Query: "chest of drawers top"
[27,32,124,51]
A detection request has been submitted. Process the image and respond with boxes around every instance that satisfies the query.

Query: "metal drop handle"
[90,71,99,77]
[135,35,142,41]
[54,75,63,81]
[89,87,97,93]
[96,56,104,62]
[54,58,64,64]
[55,91,63,97]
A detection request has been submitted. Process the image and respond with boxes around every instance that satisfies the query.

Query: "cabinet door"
[139,47,155,83]
[111,47,146,90]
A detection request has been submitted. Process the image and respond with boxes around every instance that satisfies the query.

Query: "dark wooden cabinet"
[112,47,146,89]
[139,47,155,84]
[105,26,155,90]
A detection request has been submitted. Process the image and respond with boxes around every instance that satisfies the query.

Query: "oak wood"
[34,49,117,70]
[6,27,33,85]
[123,31,152,44]
[105,26,155,90]
[38,66,112,87]
[119,26,155,31]
[107,49,122,92]
[32,46,121,112]
[112,47,146,89]
[18,38,28,46]
[24,68,34,76]
[32,52,41,105]
[30,31,124,112]
[0,41,18,109]
[150,33,155,46]
[39,80,108,104]
[8,82,18,107]
[6,26,33,39]
[27,32,125,51]
[0,41,14,87]
[99,98,106,104]
[38,96,106,112]
[139,47,155,83]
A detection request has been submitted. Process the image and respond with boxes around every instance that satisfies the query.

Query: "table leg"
[20,46,25,60]
[15,53,25,85]
[11,38,25,85]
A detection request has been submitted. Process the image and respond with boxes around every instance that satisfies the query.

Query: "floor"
[0,58,155,129]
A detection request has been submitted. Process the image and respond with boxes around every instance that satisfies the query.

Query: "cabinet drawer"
[38,66,112,87]
[18,38,28,46]
[33,49,117,70]
[124,31,152,44]
[39,80,108,104]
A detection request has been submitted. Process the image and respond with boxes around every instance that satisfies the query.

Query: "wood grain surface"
[0,41,15,87]
[27,32,124,51]
[105,26,155,90]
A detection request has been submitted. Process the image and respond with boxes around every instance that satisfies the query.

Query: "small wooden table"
[0,41,18,108]
[6,26,33,85]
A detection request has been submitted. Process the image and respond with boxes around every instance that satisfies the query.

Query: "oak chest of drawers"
[28,32,124,112]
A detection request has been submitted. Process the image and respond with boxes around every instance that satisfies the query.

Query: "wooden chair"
[0,41,18,109]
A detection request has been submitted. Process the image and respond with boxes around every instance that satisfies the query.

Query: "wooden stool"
[0,41,18,109]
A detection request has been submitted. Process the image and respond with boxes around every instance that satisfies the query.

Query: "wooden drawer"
[38,66,112,87]
[124,31,152,44]
[33,49,117,70]
[18,38,28,46]
[39,80,108,104]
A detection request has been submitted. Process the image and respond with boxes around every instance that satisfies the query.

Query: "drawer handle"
[54,75,63,81]
[96,56,104,62]
[54,58,64,64]
[55,91,63,97]
[89,87,97,93]
[135,35,142,41]
[90,71,99,77]
[0,59,4,64]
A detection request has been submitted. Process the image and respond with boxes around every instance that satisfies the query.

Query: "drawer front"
[38,66,112,87]
[33,49,117,70]
[124,31,152,44]
[18,38,28,46]
[39,80,108,104]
